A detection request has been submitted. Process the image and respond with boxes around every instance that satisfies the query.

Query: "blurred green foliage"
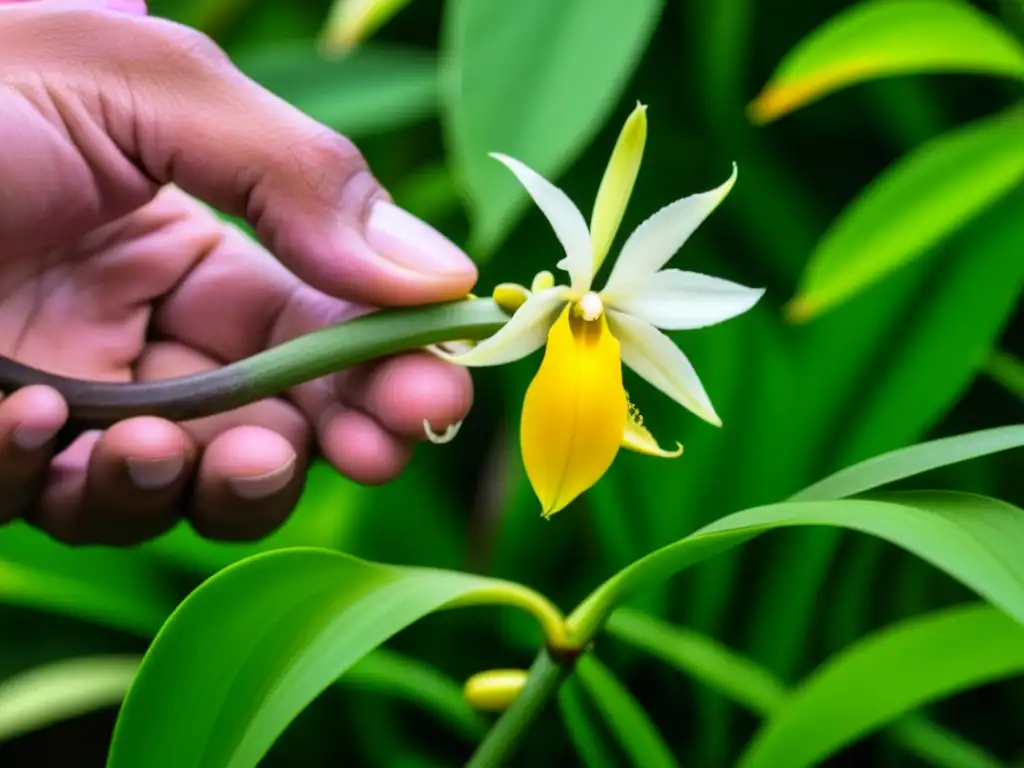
[1,0,1022,766]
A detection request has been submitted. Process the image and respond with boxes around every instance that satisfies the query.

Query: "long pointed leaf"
[568,490,1024,642]
[442,0,664,254]
[750,0,1024,123]
[108,548,562,768]
[0,523,175,637]
[738,604,1024,768]
[607,609,1004,768]
[786,107,1024,321]
[791,424,1024,502]
[574,655,679,768]
[0,656,139,743]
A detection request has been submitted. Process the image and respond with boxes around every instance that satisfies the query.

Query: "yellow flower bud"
[530,270,555,292]
[492,283,530,313]
[463,669,528,711]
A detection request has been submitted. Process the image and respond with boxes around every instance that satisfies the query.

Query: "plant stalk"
[464,648,571,768]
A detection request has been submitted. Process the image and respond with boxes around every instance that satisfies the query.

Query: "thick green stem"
[465,649,571,768]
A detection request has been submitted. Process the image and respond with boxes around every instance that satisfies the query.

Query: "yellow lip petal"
[590,102,647,273]
[520,306,628,517]
[621,397,683,458]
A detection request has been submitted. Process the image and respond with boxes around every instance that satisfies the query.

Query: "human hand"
[0,2,478,544]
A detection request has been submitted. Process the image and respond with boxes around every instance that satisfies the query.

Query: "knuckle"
[161,23,231,69]
[288,129,384,218]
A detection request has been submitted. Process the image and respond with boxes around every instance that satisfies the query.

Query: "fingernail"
[126,455,184,490]
[366,200,475,276]
[13,425,59,451]
[228,456,296,500]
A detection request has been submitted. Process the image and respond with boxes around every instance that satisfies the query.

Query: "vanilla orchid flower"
[436,104,764,517]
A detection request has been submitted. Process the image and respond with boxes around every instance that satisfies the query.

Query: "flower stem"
[464,648,571,768]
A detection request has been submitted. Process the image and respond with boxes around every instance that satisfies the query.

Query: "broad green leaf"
[558,676,619,768]
[108,548,562,768]
[234,42,438,138]
[607,609,1005,768]
[786,107,1024,321]
[574,655,680,768]
[343,648,486,739]
[0,523,175,637]
[791,424,1024,503]
[738,604,1024,768]
[442,0,664,255]
[320,0,415,52]
[749,0,1024,123]
[0,656,139,742]
[567,491,1024,642]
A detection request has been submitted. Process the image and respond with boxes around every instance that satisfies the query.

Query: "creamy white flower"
[433,104,764,516]
[436,156,761,428]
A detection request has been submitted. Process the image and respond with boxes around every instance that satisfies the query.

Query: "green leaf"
[791,424,1024,503]
[607,609,1005,768]
[786,107,1024,321]
[744,188,1024,679]
[234,41,439,137]
[687,0,754,132]
[606,608,786,715]
[0,656,139,742]
[558,676,620,768]
[343,648,487,739]
[0,523,176,637]
[442,0,664,254]
[558,683,619,768]
[574,655,680,768]
[567,490,1024,643]
[749,0,1024,123]
[320,0,416,52]
[738,604,1024,768]
[985,350,1024,399]
[889,715,1006,768]
[108,548,563,768]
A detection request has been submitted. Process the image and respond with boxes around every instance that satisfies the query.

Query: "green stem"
[240,298,508,400]
[465,649,571,768]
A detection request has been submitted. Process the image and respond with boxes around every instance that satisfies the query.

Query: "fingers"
[0,385,68,524]
[136,342,311,540]
[306,352,473,486]
[26,417,306,546]
[188,425,304,541]
[337,352,474,440]
[316,406,412,486]
[28,417,195,544]
[0,6,477,306]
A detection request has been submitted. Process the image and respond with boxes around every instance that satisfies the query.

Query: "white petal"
[604,164,737,291]
[431,288,568,367]
[491,153,593,292]
[607,309,721,426]
[604,269,764,330]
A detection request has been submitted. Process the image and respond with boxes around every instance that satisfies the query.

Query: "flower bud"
[463,669,528,711]
[492,283,530,313]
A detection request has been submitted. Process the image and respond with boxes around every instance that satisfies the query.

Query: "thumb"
[0,5,477,307]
